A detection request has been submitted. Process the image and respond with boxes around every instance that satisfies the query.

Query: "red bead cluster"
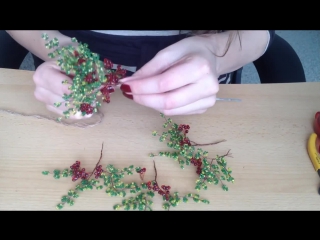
[70,161,89,182]
[101,61,126,104]
[93,165,104,179]
[178,124,191,146]
[72,51,127,114]
[191,157,203,175]
[136,167,146,181]
[80,103,94,114]
[137,168,146,174]
[147,181,171,201]
[178,124,190,134]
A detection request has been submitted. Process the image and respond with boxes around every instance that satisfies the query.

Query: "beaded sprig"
[42,114,234,210]
[42,33,127,121]
[150,113,234,192]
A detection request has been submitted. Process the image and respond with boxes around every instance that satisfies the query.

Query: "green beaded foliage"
[43,162,208,211]
[41,33,126,120]
[150,113,234,192]
[42,114,234,210]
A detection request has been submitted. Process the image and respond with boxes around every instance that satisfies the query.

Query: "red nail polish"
[122,92,133,100]
[120,84,131,93]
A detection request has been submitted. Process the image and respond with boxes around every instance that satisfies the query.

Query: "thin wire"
[216,98,241,102]
[0,98,240,128]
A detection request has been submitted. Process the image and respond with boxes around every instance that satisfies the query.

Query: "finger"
[35,86,93,119]
[34,86,67,107]
[155,96,216,116]
[126,77,219,110]
[33,61,72,97]
[120,56,212,95]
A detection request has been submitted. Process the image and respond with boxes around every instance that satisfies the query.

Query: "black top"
[58,30,276,84]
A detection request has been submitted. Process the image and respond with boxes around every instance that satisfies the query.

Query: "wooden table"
[1,68,320,210]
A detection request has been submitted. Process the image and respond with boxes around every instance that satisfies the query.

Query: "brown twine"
[0,108,104,128]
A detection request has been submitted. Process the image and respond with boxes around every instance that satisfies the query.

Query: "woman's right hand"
[33,61,92,119]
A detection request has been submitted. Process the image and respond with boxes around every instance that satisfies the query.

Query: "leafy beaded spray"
[43,113,234,210]
[40,34,235,210]
[41,33,127,121]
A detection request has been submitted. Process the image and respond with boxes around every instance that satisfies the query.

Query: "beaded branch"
[42,142,210,211]
[42,114,234,210]
[149,113,234,192]
[41,33,127,121]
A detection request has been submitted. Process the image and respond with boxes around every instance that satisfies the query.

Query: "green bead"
[56,204,64,210]
[201,199,210,204]
[124,204,130,211]
[54,174,60,179]
[61,196,69,203]
[138,203,145,211]
[41,33,49,40]
[113,204,121,210]
[162,203,170,210]
[193,198,200,203]
[147,191,155,198]
[68,190,75,196]
[48,53,55,58]
[132,203,138,210]
[183,197,188,203]
[96,185,103,190]
[68,200,75,206]
[42,171,49,175]
[118,191,126,197]
[222,185,229,191]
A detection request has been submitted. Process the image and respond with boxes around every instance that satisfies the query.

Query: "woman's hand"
[119,31,270,116]
[119,36,221,116]
[32,61,92,119]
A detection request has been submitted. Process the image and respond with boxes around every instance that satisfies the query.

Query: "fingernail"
[120,84,131,93]
[122,92,133,100]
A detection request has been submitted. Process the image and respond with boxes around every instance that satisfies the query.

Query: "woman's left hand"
[119,36,220,116]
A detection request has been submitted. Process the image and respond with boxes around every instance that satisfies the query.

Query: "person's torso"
[58,30,234,84]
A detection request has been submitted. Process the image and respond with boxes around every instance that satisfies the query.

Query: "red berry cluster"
[80,103,94,114]
[70,161,89,182]
[190,157,203,175]
[74,50,86,66]
[147,181,171,201]
[178,124,190,134]
[178,124,191,146]
[136,167,146,181]
[101,61,126,104]
[72,51,127,114]
[93,165,104,179]
[180,137,191,146]
[137,168,146,174]
[84,73,96,84]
